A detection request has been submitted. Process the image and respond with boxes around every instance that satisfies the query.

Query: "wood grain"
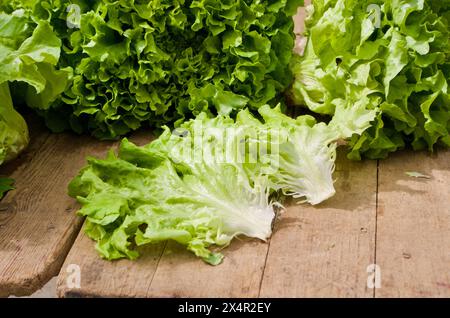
[259,151,378,297]
[0,132,114,297]
[375,149,450,297]
[146,239,269,298]
[57,226,165,298]
[58,236,269,298]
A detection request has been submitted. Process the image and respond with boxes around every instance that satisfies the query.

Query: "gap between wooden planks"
[0,117,116,297]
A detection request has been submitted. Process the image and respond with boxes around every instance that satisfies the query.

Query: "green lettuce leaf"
[21,0,303,139]
[69,101,376,263]
[69,138,276,265]
[0,8,70,105]
[0,177,14,199]
[0,82,28,165]
[152,104,376,205]
[290,0,450,159]
[237,104,376,204]
[0,6,70,164]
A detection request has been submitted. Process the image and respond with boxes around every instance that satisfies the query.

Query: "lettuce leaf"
[237,104,376,204]
[0,177,14,199]
[290,0,450,159]
[148,104,376,205]
[69,138,276,265]
[69,101,376,263]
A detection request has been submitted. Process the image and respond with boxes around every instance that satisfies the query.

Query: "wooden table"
[1,6,449,298]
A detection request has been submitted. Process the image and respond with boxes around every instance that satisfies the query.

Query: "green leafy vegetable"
[0,82,28,165]
[21,0,303,139]
[149,103,376,205]
[69,137,276,265]
[290,0,450,159]
[69,101,376,264]
[0,5,70,165]
[236,103,376,204]
[0,177,14,199]
[405,171,431,179]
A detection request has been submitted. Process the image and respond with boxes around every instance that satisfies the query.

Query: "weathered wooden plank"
[0,131,114,297]
[259,151,378,298]
[146,239,269,298]
[57,226,165,298]
[375,150,450,298]
[58,236,268,298]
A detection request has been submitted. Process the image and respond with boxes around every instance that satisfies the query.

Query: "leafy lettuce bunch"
[69,102,375,264]
[290,0,450,159]
[26,0,303,139]
[0,4,70,165]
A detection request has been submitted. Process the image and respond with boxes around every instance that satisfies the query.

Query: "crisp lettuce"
[142,104,376,206]
[0,8,71,108]
[290,0,450,159]
[69,138,276,265]
[69,100,376,263]
[69,102,376,264]
[0,6,70,165]
[0,177,14,199]
[19,0,303,139]
[237,104,376,204]
[0,82,28,164]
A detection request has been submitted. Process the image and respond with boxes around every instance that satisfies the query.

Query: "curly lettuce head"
[291,0,450,159]
[69,138,276,265]
[24,0,303,139]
